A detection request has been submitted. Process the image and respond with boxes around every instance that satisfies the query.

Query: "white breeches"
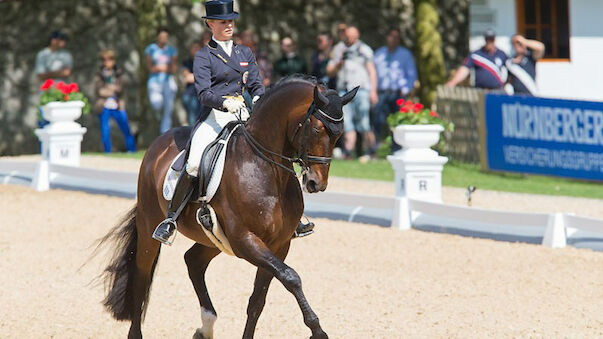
[185,108,248,176]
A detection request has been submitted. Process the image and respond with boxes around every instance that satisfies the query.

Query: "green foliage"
[414,0,446,107]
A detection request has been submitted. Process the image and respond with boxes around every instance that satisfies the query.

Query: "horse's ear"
[313,86,329,107]
[341,86,359,106]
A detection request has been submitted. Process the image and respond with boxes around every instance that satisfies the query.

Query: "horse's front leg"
[242,244,289,339]
[235,235,327,339]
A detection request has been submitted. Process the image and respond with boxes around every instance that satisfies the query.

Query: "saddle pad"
[197,204,234,256]
[163,150,186,201]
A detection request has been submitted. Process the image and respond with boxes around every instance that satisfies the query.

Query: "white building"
[470,0,603,102]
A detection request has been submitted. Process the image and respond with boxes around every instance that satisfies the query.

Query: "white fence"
[1,159,602,249]
[303,191,603,249]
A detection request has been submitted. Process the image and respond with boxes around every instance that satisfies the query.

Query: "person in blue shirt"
[145,27,178,134]
[373,28,417,140]
[152,0,314,245]
[446,29,508,90]
[181,41,205,126]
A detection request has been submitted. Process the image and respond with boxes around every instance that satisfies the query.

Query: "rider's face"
[208,19,234,41]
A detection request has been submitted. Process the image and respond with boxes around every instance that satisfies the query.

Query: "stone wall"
[0,0,468,155]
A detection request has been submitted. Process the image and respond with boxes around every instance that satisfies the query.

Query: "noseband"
[238,101,341,177]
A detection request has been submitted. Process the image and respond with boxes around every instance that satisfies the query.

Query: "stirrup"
[293,219,315,238]
[152,219,178,246]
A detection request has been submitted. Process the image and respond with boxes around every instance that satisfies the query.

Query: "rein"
[236,101,336,177]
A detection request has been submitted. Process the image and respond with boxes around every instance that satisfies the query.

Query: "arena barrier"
[1,158,602,249]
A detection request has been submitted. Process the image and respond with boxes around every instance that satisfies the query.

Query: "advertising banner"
[483,94,603,181]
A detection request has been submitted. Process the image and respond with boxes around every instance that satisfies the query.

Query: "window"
[516,0,570,59]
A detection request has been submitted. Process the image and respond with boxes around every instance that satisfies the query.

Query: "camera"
[342,50,351,60]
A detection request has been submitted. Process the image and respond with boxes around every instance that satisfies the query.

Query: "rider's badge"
[240,61,249,67]
[242,71,249,85]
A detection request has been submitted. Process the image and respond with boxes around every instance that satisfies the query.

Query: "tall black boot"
[152,171,196,245]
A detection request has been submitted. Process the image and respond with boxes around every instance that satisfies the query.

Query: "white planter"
[40,100,84,124]
[392,124,444,150]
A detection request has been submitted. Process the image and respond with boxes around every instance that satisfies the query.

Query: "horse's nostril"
[307,180,318,192]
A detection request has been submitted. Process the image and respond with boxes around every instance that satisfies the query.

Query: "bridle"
[237,101,341,177]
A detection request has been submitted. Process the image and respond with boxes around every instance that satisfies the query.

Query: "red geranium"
[400,106,410,113]
[429,111,439,117]
[68,83,79,93]
[396,98,405,106]
[40,79,54,91]
[413,103,424,112]
[55,81,69,94]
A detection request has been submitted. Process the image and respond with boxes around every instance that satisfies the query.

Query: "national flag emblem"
[240,62,249,67]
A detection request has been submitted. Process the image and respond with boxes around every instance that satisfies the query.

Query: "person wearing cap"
[152,0,315,245]
[446,29,509,91]
[35,30,73,128]
[506,34,545,96]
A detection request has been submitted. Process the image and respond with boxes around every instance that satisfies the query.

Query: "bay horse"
[98,75,358,339]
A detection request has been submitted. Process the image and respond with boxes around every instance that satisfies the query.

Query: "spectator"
[311,32,336,89]
[241,30,272,87]
[446,29,508,91]
[201,31,213,47]
[373,28,417,140]
[35,30,73,128]
[506,34,545,96]
[327,26,378,159]
[145,27,178,134]
[93,49,136,153]
[274,37,307,79]
[181,41,204,126]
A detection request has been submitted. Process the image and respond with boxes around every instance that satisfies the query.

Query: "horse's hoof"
[193,328,211,339]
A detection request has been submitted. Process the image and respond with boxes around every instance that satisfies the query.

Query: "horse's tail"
[96,205,158,321]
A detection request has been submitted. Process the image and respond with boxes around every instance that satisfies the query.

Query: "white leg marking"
[198,307,217,339]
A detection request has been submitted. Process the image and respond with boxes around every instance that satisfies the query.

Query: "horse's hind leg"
[242,244,288,339]
[235,236,327,339]
[184,243,221,339]
[128,232,161,339]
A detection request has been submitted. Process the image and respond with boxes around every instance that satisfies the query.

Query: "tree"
[414,0,446,108]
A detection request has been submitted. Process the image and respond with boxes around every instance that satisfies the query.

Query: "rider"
[152,0,314,245]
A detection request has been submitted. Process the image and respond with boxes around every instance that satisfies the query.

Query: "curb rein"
[236,102,337,178]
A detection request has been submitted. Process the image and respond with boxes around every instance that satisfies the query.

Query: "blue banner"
[484,93,603,181]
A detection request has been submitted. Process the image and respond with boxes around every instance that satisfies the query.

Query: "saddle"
[196,120,242,201]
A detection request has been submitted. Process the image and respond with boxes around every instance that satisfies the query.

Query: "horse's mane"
[255,74,338,111]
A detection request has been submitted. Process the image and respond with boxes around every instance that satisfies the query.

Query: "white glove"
[223,98,246,113]
[252,95,261,105]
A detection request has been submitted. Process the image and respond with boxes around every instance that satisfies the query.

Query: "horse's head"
[294,85,358,193]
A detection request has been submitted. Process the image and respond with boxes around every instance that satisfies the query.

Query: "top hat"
[203,0,239,20]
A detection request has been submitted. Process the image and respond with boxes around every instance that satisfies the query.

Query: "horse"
[98,75,358,339]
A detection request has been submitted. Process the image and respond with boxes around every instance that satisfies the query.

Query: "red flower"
[64,94,69,101]
[400,106,410,113]
[413,103,424,112]
[429,111,439,117]
[40,79,54,91]
[56,81,69,94]
[396,98,405,106]
[68,83,79,93]
[413,109,420,114]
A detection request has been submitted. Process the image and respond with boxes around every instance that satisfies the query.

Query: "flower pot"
[40,101,84,124]
[392,124,443,148]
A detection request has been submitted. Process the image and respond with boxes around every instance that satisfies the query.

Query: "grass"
[86,151,603,200]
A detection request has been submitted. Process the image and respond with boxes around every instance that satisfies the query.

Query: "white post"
[387,125,448,229]
[32,101,87,190]
[542,213,567,248]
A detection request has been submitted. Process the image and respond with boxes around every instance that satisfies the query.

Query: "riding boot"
[152,171,196,245]
[293,219,315,238]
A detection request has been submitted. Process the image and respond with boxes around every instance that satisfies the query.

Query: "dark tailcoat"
[174,39,265,171]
